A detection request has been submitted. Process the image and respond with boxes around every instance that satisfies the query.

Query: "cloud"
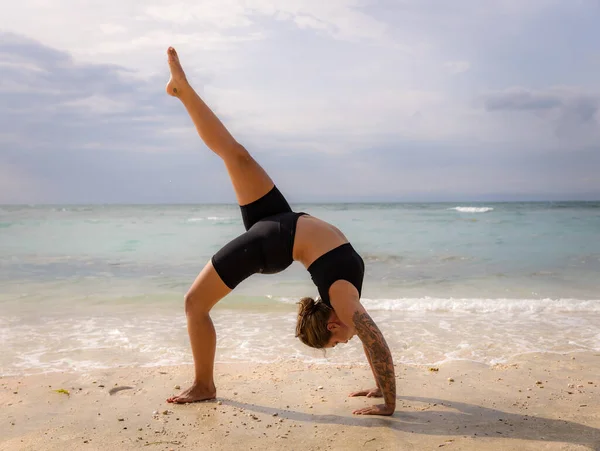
[483,87,600,146]
[484,87,598,117]
[1,1,594,151]
[0,0,388,74]
[1,1,599,203]
[0,32,191,152]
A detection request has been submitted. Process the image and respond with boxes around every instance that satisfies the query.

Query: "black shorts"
[211,186,305,289]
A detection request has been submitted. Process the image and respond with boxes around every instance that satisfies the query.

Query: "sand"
[2,352,599,451]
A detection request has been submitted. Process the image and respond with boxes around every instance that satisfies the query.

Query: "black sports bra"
[306,243,365,307]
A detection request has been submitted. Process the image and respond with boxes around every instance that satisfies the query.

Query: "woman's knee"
[183,260,232,316]
[184,290,211,316]
[218,142,249,163]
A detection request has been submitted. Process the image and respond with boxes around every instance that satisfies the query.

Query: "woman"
[164,47,396,416]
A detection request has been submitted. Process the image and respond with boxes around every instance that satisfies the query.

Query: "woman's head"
[295,297,332,348]
[295,297,354,349]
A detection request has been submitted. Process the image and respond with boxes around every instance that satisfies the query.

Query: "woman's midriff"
[292,215,349,268]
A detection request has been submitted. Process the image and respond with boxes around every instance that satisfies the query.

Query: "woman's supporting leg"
[165,47,282,403]
[166,47,275,206]
[167,260,232,403]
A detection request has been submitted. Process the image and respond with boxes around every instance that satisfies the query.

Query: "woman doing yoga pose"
[164,47,396,416]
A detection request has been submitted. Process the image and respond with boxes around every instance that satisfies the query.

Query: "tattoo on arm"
[353,311,396,407]
[362,343,379,389]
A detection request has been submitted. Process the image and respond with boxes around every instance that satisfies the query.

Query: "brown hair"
[295,297,332,349]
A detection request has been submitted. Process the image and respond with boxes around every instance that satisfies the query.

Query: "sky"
[1,0,599,204]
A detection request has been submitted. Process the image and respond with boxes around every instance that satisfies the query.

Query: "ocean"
[1,202,599,376]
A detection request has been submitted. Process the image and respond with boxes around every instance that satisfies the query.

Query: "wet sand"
[2,352,599,450]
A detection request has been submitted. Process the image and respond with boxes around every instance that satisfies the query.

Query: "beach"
[2,202,600,449]
[2,353,599,450]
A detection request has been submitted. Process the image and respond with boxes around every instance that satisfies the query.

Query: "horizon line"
[2,199,600,207]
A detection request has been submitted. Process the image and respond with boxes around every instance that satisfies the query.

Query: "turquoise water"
[1,202,599,375]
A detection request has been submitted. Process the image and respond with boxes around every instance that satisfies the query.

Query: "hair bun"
[298,297,317,316]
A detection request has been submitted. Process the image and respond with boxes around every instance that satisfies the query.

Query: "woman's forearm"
[362,343,380,390]
[353,311,396,408]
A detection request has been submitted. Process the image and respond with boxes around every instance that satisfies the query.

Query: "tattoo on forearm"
[353,311,396,407]
[363,344,380,389]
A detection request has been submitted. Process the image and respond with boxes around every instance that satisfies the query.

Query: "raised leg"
[166,47,274,206]
[167,260,231,403]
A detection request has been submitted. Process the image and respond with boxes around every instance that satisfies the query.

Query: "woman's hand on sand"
[348,387,382,398]
[352,403,395,416]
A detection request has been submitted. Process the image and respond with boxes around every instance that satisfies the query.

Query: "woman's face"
[326,314,355,348]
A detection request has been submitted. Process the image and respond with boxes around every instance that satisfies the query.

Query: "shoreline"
[3,347,599,378]
[2,352,599,450]
[4,302,599,377]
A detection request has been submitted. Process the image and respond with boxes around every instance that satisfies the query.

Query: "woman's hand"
[352,403,395,416]
[348,387,382,398]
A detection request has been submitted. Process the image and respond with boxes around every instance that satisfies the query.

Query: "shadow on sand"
[217,395,600,450]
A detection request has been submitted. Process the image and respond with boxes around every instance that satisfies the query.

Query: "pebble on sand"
[174,385,180,390]
[448,378,454,382]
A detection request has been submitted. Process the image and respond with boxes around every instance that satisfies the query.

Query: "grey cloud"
[0,32,217,203]
[484,87,599,120]
[0,32,190,151]
[484,88,562,111]
[0,32,70,68]
[483,87,600,146]
[485,87,597,121]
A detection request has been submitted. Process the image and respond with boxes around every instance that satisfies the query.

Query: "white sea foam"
[273,296,600,314]
[359,297,600,313]
[186,217,204,222]
[2,305,599,375]
[450,206,494,213]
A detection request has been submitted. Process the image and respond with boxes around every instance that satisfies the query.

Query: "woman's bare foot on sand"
[166,382,216,404]
[166,47,189,98]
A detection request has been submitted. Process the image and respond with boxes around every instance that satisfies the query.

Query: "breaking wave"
[450,207,494,213]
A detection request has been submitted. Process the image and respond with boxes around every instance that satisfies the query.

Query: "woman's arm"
[363,342,379,386]
[348,343,383,397]
[351,308,396,414]
[330,282,396,416]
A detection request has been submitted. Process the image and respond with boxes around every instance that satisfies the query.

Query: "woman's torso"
[292,214,349,268]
